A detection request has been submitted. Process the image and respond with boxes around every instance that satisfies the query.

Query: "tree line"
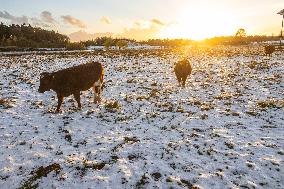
[202,35,280,46]
[67,38,194,50]
[140,39,193,47]
[66,37,136,50]
[0,23,69,49]
[66,37,133,50]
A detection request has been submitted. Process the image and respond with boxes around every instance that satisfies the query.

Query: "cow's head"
[38,72,54,93]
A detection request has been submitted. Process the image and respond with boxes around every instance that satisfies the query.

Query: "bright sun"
[159,4,239,40]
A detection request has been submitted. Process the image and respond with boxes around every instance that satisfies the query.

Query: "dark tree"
[0,23,69,48]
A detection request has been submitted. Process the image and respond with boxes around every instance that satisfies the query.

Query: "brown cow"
[38,61,104,112]
[174,59,192,87]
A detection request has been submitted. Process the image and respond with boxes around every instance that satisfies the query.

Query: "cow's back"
[53,62,103,95]
[175,60,192,76]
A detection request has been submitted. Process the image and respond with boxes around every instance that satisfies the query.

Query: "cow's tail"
[100,67,104,83]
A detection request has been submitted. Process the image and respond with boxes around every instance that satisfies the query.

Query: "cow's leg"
[56,94,64,112]
[73,91,81,109]
[176,76,182,86]
[182,76,187,87]
[93,80,102,103]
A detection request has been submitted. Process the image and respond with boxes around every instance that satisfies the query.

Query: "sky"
[0,0,283,41]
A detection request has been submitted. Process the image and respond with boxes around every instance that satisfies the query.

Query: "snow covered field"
[0,46,283,189]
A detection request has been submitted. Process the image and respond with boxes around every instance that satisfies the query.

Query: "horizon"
[0,0,283,41]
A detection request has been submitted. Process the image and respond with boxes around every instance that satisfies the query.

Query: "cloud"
[30,17,50,28]
[68,30,113,42]
[0,11,28,24]
[100,16,111,24]
[69,19,161,41]
[134,21,141,27]
[118,19,166,40]
[151,19,165,26]
[41,11,55,23]
[120,26,159,40]
[61,15,86,28]
[118,18,170,40]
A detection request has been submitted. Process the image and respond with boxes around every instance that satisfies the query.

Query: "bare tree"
[103,38,112,50]
[116,40,128,50]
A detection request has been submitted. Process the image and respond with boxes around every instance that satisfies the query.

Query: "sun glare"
[160,4,240,40]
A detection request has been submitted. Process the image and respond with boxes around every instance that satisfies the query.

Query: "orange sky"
[1,0,283,40]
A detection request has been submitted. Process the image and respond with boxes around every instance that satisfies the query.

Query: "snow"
[87,45,161,50]
[87,46,105,50]
[0,46,283,189]
[0,46,160,56]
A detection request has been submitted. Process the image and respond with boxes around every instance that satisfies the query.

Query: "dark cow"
[38,61,104,112]
[264,45,275,57]
[174,59,192,87]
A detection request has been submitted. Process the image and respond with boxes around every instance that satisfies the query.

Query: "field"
[0,46,283,189]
